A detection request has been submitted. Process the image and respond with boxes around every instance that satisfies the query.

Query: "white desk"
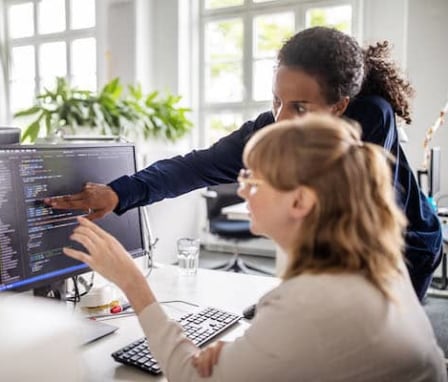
[82,264,279,381]
[221,202,249,221]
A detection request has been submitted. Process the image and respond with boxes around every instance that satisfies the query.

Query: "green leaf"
[13,106,42,118]
[45,113,52,136]
[21,121,40,143]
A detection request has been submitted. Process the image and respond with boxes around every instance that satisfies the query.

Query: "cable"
[159,300,199,307]
[89,311,136,320]
[67,276,81,305]
[66,273,95,305]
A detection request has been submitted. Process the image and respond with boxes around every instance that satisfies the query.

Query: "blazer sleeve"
[108,112,274,214]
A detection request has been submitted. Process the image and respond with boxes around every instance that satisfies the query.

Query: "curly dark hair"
[277,27,414,124]
[361,41,414,124]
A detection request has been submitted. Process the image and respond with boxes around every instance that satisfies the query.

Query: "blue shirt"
[110,95,442,291]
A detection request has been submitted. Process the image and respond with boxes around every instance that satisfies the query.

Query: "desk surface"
[221,202,249,220]
[82,264,279,381]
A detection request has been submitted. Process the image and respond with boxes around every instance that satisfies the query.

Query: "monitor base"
[33,280,68,301]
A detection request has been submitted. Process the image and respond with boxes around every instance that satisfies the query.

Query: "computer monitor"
[0,143,146,294]
[429,147,441,200]
[0,127,21,144]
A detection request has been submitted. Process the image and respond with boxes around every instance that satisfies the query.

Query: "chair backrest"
[204,183,255,239]
[205,183,244,220]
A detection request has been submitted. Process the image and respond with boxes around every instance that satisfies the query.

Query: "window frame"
[2,0,98,123]
[197,0,361,146]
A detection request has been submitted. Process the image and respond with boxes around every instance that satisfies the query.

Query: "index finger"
[44,194,87,209]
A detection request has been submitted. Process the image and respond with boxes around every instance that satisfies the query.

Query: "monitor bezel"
[429,146,441,199]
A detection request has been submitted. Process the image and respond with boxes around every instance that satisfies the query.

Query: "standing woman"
[46,27,442,300]
[64,115,446,381]
[271,27,442,300]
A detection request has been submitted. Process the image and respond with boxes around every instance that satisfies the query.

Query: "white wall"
[406,0,448,195]
[362,0,448,200]
[362,0,408,65]
[137,0,203,265]
[101,0,202,265]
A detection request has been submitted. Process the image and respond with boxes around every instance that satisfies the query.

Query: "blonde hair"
[243,114,407,298]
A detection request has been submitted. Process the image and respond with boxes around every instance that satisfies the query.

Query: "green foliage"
[308,9,350,33]
[209,117,238,134]
[209,20,243,61]
[206,0,242,10]
[15,77,193,143]
[257,21,294,53]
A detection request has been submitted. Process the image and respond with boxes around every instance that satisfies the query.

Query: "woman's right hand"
[44,182,119,220]
[192,341,225,378]
[63,216,154,313]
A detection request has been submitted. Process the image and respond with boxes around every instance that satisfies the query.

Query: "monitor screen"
[429,147,441,199]
[0,143,145,292]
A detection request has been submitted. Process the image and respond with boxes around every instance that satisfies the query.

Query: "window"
[2,0,97,121]
[198,0,359,145]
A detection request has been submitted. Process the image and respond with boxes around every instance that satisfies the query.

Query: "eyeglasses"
[237,168,264,193]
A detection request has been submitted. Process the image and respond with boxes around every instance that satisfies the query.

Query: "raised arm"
[109,111,274,214]
[45,112,274,217]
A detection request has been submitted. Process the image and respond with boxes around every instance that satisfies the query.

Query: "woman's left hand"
[192,341,225,378]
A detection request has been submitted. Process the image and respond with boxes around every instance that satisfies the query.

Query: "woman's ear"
[332,96,350,116]
[291,186,316,219]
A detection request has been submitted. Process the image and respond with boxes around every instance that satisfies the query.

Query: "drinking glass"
[176,238,200,275]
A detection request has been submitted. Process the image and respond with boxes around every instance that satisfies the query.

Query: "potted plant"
[14,77,193,143]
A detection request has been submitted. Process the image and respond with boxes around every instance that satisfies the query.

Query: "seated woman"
[64,114,446,381]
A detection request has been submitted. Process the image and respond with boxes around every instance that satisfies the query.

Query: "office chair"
[202,183,273,275]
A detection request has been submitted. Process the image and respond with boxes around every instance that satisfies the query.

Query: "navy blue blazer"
[110,95,442,292]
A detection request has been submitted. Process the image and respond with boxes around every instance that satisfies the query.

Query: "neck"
[275,237,295,261]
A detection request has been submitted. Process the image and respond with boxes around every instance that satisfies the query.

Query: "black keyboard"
[111,306,241,375]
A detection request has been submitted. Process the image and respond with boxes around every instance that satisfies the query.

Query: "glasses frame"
[237,168,264,193]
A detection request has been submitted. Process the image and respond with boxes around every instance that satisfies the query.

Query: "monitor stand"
[33,280,68,301]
